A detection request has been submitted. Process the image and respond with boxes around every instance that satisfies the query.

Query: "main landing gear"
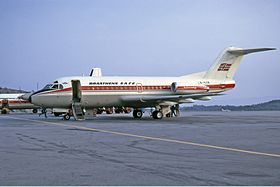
[152,110,163,119]
[132,105,181,120]
[133,109,143,118]
[132,109,164,119]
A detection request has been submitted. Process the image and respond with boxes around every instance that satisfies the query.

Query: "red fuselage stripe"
[39,83,235,94]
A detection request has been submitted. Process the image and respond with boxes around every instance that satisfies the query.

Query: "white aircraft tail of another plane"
[203,47,276,81]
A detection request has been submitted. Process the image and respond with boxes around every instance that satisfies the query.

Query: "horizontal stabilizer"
[228,48,276,56]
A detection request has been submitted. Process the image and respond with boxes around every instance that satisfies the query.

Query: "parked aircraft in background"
[24,47,275,120]
[0,93,40,114]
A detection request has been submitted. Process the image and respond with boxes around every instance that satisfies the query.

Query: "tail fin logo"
[218,63,232,71]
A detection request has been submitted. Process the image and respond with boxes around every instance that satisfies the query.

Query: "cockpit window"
[43,84,53,90]
[43,84,63,90]
[51,84,63,90]
[51,84,59,89]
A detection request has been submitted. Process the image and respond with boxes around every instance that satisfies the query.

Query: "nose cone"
[18,92,33,102]
[30,93,47,107]
[30,94,40,106]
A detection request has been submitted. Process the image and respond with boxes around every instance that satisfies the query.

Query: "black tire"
[54,112,60,117]
[133,110,143,118]
[105,107,114,114]
[124,107,132,113]
[32,109,38,114]
[1,109,7,114]
[63,114,71,120]
[97,110,103,114]
[152,111,163,119]
[114,108,123,114]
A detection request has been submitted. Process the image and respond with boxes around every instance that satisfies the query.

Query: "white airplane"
[0,93,39,114]
[25,47,275,120]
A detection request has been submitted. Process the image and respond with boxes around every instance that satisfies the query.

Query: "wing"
[121,93,223,107]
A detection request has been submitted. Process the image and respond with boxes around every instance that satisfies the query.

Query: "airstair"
[72,102,85,120]
[71,80,85,120]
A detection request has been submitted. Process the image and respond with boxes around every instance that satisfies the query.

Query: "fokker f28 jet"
[25,47,275,120]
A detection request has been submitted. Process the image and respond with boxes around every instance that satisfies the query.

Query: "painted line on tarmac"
[3,115,280,158]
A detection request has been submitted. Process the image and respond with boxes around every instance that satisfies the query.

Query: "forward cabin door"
[71,80,85,120]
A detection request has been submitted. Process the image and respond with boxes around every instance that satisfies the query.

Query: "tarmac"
[0,111,280,185]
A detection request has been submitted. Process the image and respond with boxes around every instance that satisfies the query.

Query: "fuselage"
[24,46,275,120]
[30,75,235,109]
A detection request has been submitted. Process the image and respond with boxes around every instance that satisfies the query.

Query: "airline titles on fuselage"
[89,82,136,85]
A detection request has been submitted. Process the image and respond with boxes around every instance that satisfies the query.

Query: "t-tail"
[203,47,276,81]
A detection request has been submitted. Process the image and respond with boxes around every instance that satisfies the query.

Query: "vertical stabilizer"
[203,47,275,81]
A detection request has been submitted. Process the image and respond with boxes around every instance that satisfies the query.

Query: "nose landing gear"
[63,114,71,120]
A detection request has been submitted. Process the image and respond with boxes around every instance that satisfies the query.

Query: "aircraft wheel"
[32,109,38,113]
[133,110,143,118]
[152,111,163,119]
[115,110,121,114]
[63,114,71,120]
[1,109,7,114]
[97,110,103,114]
[105,107,114,114]
[124,107,132,113]
[54,112,60,117]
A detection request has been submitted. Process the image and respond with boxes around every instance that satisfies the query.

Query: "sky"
[0,0,279,105]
